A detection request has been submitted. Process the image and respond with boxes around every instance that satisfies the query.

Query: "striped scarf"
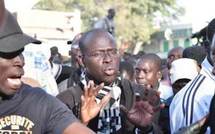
[80,71,122,133]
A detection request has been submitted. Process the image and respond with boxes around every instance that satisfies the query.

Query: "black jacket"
[57,79,162,134]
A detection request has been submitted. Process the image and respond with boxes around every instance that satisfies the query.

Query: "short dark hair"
[138,53,162,70]
[108,8,115,13]
[50,46,58,51]
[183,45,207,66]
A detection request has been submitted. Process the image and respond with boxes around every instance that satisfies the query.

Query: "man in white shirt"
[170,18,215,134]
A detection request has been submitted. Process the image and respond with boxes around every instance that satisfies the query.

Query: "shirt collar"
[200,57,215,80]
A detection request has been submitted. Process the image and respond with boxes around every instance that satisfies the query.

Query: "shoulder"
[57,87,77,100]
[190,74,215,96]
[178,74,214,94]
[171,74,206,103]
[57,85,83,109]
[17,84,79,132]
[57,85,82,99]
[20,84,49,98]
[20,84,66,107]
[170,74,215,112]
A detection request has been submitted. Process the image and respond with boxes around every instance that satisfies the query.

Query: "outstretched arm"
[121,88,164,133]
[63,122,95,134]
[174,115,208,134]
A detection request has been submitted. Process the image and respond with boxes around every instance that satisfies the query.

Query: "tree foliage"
[34,0,183,49]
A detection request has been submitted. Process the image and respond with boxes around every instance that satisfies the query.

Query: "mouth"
[136,79,146,85]
[7,71,24,90]
[104,67,116,76]
[138,82,145,86]
[7,76,22,84]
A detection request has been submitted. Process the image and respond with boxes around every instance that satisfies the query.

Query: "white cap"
[170,58,199,84]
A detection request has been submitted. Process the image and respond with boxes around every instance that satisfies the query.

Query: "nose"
[136,70,144,79]
[103,52,112,63]
[13,54,25,67]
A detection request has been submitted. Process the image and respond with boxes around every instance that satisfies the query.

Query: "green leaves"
[34,0,182,51]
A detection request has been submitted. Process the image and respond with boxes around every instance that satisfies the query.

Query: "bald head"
[79,29,116,54]
[167,47,184,69]
[78,29,119,85]
[168,47,184,57]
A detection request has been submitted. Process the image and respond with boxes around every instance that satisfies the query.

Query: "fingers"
[87,80,95,96]
[120,105,129,114]
[134,100,163,114]
[198,114,208,126]
[137,101,154,114]
[84,80,104,98]
[95,83,104,95]
[122,101,155,127]
[144,89,161,106]
[99,93,111,109]
[81,95,86,108]
[153,103,165,112]
[83,85,89,98]
[145,84,153,90]
[83,81,94,98]
[155,90,161,98]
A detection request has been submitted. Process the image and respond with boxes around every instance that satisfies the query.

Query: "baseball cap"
[0,10,41,53]
[170,58,199,84]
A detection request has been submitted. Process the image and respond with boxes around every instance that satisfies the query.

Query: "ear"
[157,71,162,82]
[81,55,86,67]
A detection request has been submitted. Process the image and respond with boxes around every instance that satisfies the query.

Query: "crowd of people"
[1,1,215,134]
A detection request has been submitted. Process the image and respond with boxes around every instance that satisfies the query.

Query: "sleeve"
[45,94,79,134]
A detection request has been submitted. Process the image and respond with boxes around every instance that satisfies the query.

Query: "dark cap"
[0,10,41,53]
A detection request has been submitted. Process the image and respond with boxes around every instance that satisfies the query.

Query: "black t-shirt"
[0,84,78,134]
